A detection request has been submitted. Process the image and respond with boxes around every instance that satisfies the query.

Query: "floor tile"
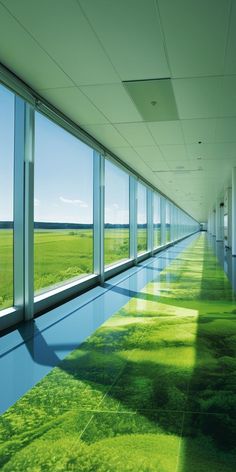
[177,412,236,472]
[1,234,236,471]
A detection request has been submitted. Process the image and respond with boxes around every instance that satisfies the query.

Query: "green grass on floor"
[0,234,235,471]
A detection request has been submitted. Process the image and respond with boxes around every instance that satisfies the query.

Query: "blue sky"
[34,111,94,224]
[105,159,129,224]
[0,83,148,224]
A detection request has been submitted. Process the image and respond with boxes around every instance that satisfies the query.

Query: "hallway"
[0,233,235,471]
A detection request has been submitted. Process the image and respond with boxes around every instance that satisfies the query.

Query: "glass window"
[166,201,171,243]
[137,182,147,254]
[153,193,161,248]
[224,214,228,242]
[34,112,93,295]
[0,85,14,310]
[170,204,174,241]
[104,160,129,267]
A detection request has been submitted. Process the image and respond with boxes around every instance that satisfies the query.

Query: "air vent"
[123,78,179,122]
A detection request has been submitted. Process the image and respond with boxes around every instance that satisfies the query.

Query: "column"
[208,212,211,234]
[212,209,216,237]
[216,200,224,242]
[227,187,232,249]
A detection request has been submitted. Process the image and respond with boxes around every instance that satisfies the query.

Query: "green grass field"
[0,234,235,470]
[154,226,162,248]
[0,228,131,307]
[34,229,94,295]
[137,227,148,254]
[0,230,13,309]
[0,227,162,309]
[104,228,129,267]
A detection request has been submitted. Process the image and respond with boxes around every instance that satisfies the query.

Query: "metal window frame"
[14,97,34,322]
[153,192,161,250]
[147,188,153,254]
[129,175,137,263]
[93,151,104,284]
[136,180,150,258]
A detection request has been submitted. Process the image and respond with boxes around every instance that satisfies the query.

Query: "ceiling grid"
[0,0,235,220]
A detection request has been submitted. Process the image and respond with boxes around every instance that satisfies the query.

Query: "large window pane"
[137,182,147,254]
[224,213,228,244]
[104,160,129,267]
[153,193,161,248]
[166,201,171,243]
[34,112,93,295]
[0,85,14,310]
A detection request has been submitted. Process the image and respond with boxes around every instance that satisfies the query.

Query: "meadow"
[0,228,130,308]
[0,227,162,309]
[0,234,235,471]
[0,230,13,309]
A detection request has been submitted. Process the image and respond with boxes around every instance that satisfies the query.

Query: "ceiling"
[0,0,235,222]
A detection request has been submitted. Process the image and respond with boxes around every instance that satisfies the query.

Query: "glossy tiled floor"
[0,233,236,471]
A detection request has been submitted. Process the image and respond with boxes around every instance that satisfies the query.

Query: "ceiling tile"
[40,87,108,125]
[134,146,165,169]
[159,144,188,160]
[187,142,236,160]
[80,84,142,122]
[181,118,216,144]
[114,123,155,146]
[199,159,230,172]
[224,0,236,74]
[148,121,184,145]
[164,160,199,171]
[1,0,119,85]
[158,0,231,77]
[214,118,236,143]
[111,147,148,174]
[0,4,72,89]
[173,77,222,119]
[79,0,170,80]
[218,76,236,117]
[112,146,158,186]
[82,124,128,148]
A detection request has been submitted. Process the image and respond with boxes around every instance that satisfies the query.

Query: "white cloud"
[34,198,40,207]
[59,196,84,205]
[59,196,89,209]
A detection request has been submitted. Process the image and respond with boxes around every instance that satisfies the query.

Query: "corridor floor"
[0,233,235,471]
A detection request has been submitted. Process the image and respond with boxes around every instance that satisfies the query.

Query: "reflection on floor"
[0,233,235,471]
